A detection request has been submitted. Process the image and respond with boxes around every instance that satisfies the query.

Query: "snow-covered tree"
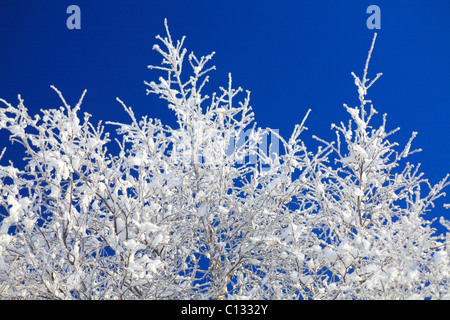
[0,21,449,299]
[269,33,450,300]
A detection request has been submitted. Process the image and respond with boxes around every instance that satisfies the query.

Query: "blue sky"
[1,1,449,228]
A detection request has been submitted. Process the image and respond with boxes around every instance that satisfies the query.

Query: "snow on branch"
[0,22,449,300]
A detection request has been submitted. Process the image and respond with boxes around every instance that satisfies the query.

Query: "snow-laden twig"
[0,23,448,300]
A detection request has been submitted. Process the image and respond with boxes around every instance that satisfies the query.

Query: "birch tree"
[273,33,450,299]
[0,22,449,300]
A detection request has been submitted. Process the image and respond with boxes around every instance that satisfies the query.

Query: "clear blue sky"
[1,1,449,229]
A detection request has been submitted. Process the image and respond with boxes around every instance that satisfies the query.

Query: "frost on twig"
[0,23,449,300]
[309,32,450,299]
